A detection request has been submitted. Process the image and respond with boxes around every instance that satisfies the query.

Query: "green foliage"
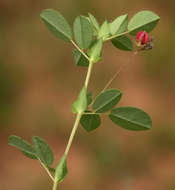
[72,86,87,114]
[80,113,101,132]
[88,39,103,63]
[73,49,89,67]
[88,13,100,34]
[87,92,93,106]
[40,9,72,42]
[73,16,93,49]
[93,89,122,113]
[49,167,56,173]
[21,150,37,159]
[111,35,133,51]
[32,136,54,166]
[110,14,128,35]
[109,107,152,131]
[98,21,110,40]
[128,10,160,35]
[55,155,67,183]
[8,9,160,188]
[8,135,37,159]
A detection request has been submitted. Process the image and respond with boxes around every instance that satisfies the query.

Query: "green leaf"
[73,16,93,49]
[40,9,72,42]
[32,136,54,166]
[110,14,128,35]
[98,21,110,40]
[109,107,152,131]
[55,155,67,183]
[49,167,55,173]
[93,89,122,113]
[88,39,103,63]
[8,135,37,159]
[80,113,101,132]
[87,92,93,106]
[128,10,160,35]
[88,13,100,32]
[73,49,89,67]
[111,35,133,51]
[72,86,87,114]
[21,150,37,159]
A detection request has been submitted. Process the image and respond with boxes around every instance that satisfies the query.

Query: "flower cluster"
[136,31,153,51]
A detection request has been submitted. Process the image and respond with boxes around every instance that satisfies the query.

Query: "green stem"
[85,61,93,88]
[71,40,90,61]
[52,59,94,190]
[40,160,54,181]
[104,30,129,41]
[53,180,58,190]
[64,112,82,156]
[52,113,82,190]
[64,60,94,157]
[83,112,109,116]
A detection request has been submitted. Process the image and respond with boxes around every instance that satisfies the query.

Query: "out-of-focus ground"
[1,0,175,190]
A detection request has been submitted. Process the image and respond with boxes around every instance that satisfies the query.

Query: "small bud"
[136,31,149,45]
[135,31,154,52]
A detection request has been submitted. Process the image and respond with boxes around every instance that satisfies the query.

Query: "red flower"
[136,31,149,45]
[135,31,154,51]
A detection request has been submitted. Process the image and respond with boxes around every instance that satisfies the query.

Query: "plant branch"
[85,61,94,88]
[53,180,58,190]
[39,160,54,182]
[64,112,82,156]
[83,112,109,116]
[104,31,129,41]
[71,40,90,61]
[52,52,94,190]
[64,60,94,157]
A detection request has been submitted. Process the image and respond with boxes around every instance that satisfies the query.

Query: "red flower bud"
[136,31,148,45]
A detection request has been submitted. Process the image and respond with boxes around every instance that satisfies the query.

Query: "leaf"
[93,89,122,113]
[32,136,54,166]
[73,16,93,49]
[40,9,72,42]
[109,107,152,131]
[72,86,87,114]
[87,92,93,106]
[21,150,37,159]
[111,35,133,51]
[73,49,89,67]
[110,14,128,35]
[80,113,101,132]
[8,135,37,159]
[88,13,100,34]
[98,21,110,40]
[128,10,160,35]
[88,39,103,63]
[49,167,55,173]
[55,155,67,183]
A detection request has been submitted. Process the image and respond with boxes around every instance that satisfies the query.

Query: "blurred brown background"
[1,0,175,190]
